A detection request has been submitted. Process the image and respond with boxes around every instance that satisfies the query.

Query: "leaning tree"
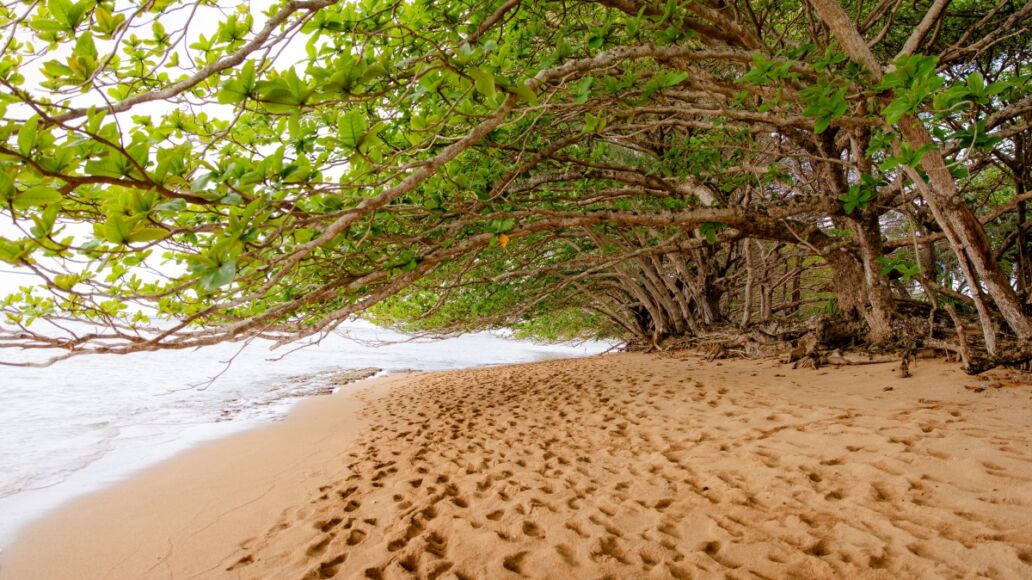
[0,0,1030,371]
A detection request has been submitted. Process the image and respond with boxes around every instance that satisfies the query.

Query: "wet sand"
[2,353,1030,579]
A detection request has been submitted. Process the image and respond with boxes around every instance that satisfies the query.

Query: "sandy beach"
[2,353,1031,579]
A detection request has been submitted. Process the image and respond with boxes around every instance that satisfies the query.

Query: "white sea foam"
[0,322,610,548]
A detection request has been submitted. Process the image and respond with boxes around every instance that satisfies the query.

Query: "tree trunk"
[1017,193,1028,300]
[823,246,896,342]
[741,239,754,326]
[790,255,802,316]
[808,0,1032,347]
[850,214,896,343]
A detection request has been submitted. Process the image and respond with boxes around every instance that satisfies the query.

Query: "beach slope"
[2,353,1030,579]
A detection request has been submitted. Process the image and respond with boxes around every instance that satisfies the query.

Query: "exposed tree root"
[628,302,1032,375]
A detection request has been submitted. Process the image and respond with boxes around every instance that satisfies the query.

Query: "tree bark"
[850,214,896,343]
[741,239,755,326]
[808,0,1032,346]
[790,256,802,316]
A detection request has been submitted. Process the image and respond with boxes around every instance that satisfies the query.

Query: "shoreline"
[0,367,383,552]
[0,370,409,579]
[0,414,266,550]
[2,353,1030,578]
[0,324,609,551]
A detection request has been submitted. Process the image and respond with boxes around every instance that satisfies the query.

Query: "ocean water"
[0,321,610,548]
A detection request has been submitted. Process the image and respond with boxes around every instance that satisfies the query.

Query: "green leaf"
[197,260,236,290]
[100,213,131,244]
[488,218,515,233]
[0,172,14,203]
[218,61,257,104]
[583,112,607,133]
[839,174,882,213]
[127,227,167,243]
[881,98,911,124]
[338,110,367,149]
[933,84,969,110]
[155,198,187,213]
[700,222,723,244]
[48,0,72,28]
[876,55,943,121]
[18,117,39,156]
[73,32,97,60]
[985,81,1007,96]
[739,54,771,85]
[29,18,66,33]
[0,237,30,265]
[53,274,79,290]
[967,71,984,95]
[876,255,920,282]
[94,6,125,35]
[288,111,301,140]
[510,81,537,104]
[256,68,311,113]
[800,81,847,133]
[14,186,62,209]
[469,67,496,101]
[572,76,594,104]
[641,70,688,99]
[31,204,59,237]
[220,192,245,205]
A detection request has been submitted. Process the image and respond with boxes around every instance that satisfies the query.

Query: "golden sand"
[2,353,1030,579]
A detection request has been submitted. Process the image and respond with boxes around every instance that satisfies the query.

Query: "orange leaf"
[498,234,510,249]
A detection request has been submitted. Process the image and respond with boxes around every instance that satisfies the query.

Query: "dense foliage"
[0,0,1030,369]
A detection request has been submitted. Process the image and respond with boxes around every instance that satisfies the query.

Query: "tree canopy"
[1,0,1030,370]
